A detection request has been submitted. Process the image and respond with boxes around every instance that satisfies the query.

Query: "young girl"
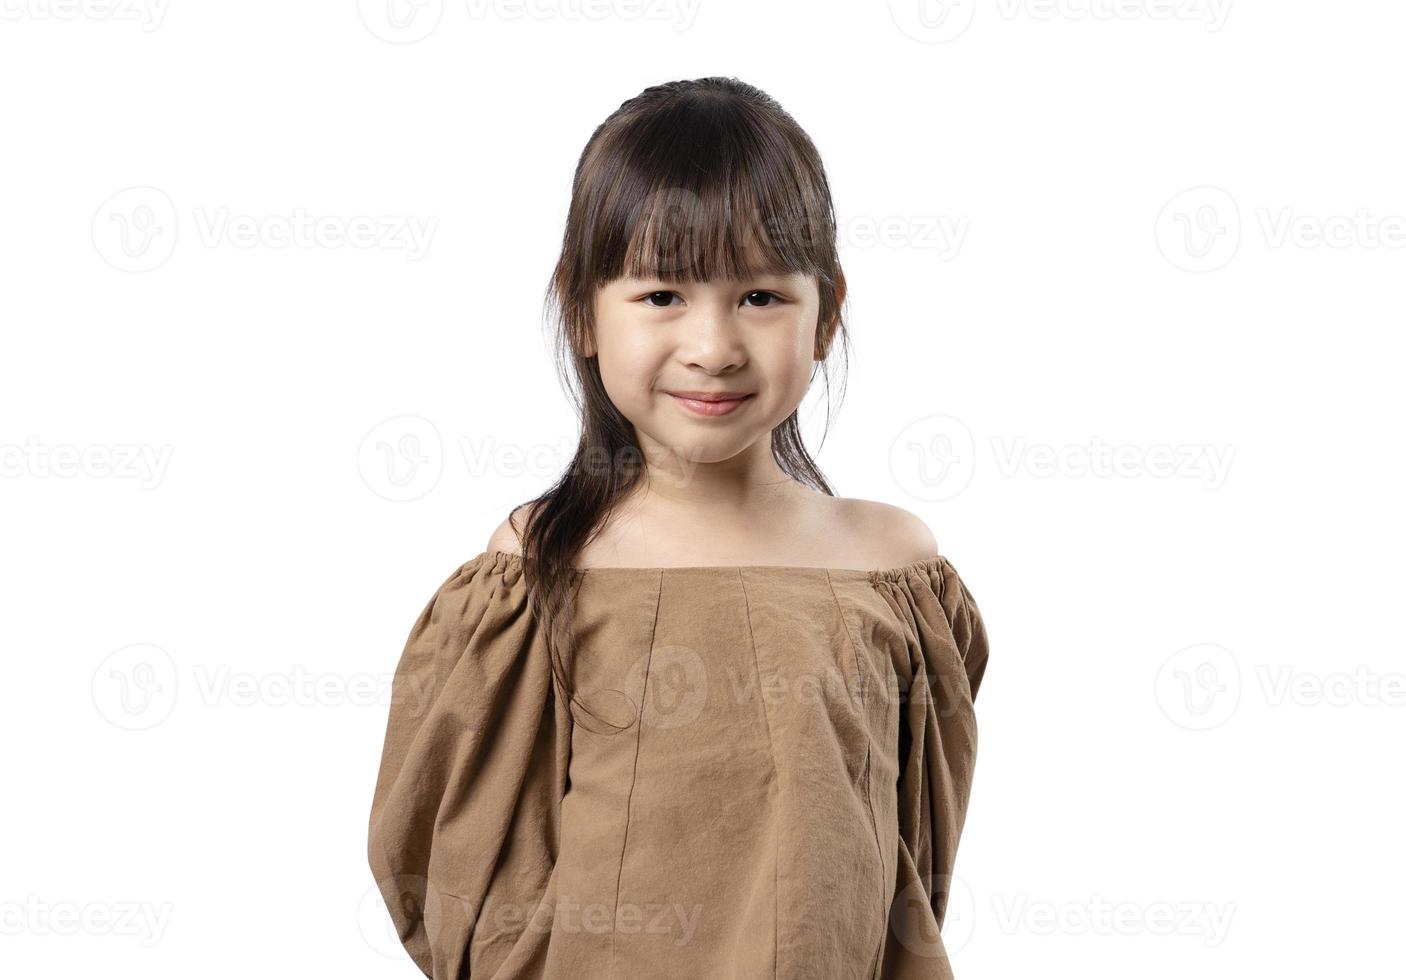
[368,76,989,979]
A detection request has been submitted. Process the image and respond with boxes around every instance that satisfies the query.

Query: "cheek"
[594,321,667,408]
[757,314,819,394]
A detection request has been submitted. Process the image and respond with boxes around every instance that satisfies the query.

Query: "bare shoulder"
[833,497,940,567]
[485,503,535,556]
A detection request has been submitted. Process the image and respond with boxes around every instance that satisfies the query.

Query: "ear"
[814,268,847,360]
[568,307,597,358]
[577,329,596,359]
[576,290,601,358]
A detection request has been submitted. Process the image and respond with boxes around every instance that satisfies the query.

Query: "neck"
[631,435,799,513]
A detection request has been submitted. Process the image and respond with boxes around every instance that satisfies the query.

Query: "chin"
[660,433,753,467]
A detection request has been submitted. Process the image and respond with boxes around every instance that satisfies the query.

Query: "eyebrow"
[619,271,804,285]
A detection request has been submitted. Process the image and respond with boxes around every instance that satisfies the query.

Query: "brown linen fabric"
[368,549,989,979]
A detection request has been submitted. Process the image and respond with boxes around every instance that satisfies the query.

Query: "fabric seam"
[738,568,780,980]
[832,575,890,980]
[825,569,866,707]
[607,569,664,976]
[862,739,888,980]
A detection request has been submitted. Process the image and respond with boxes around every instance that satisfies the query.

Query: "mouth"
[665,390,754,417]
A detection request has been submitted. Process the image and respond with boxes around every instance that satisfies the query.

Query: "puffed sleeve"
[367,553,572,978]
[879,555,989,974]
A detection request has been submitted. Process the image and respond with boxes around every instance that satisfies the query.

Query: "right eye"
[641,291,680,308]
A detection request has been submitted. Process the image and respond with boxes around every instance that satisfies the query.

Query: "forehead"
[613,268,809,286]
[616,245,801,283]
[613,197,813,284]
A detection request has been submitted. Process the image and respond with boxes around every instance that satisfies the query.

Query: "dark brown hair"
[512,76,850,724]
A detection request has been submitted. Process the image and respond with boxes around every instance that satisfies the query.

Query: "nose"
[678,300,746,374]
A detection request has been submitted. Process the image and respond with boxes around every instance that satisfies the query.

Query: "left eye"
[640,290,781,308]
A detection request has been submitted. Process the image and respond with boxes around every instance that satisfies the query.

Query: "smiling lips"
[666,390,754,417]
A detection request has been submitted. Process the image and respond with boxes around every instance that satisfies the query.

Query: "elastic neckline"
[475,548,947,584]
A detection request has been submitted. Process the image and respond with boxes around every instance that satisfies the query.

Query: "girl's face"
[588,271,823,471]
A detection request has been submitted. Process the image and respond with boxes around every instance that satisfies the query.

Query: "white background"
[3,1,1403,977]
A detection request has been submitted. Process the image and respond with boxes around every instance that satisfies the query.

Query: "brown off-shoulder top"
[368,549,989,979]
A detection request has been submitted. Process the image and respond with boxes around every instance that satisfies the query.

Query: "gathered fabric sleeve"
[876,556,989,975]
[367,554,572,979]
